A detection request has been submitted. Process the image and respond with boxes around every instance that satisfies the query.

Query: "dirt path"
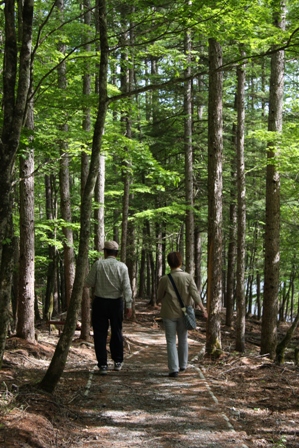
[78,321,250,447]
[2,302,299,447]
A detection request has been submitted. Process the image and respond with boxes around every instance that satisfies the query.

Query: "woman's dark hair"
[167,252,182,269]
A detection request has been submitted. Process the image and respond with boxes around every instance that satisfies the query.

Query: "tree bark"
[44,174,59,319]
[57,0,76,309]
[226,118,237,328]
[184,25,194,276]
[0,216,14,369]
[206,38,223,356]
[226,199,236,328]
[194,226,202,293]
[235,56,246,352]
[261,2,285,359]
[276,312,299,365]
[0,0,34,366]
[94,155,105,253]
[80,0,93,342]
[156,223,163,287]
[119,5,133,264]
[16,98,35,342]
[39,0,109,392]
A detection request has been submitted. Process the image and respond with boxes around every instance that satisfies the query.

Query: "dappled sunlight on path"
[77,321,250,447]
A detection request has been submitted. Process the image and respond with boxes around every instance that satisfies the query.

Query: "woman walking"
[157,252,208,377]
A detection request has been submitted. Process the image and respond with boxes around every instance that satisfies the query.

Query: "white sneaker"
[99,365,108,375]
[114,362,122,371]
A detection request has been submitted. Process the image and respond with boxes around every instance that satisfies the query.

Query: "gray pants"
[163,317,188,373]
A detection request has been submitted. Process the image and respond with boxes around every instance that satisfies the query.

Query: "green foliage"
[3,0,297,319]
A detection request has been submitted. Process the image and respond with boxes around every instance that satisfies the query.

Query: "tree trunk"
[145,221,156,305]
[59,147,76,309]
[290,272,295,321]
[226,119,237,328]
[93,0,105,254]
[94,155,105,252]
[235,56,246,353]
[245,225,257,313]
[226,204,236,328]
[177,224,185,261]
[39,0,109,393]
[121,160,130,263]
[184,25,194,276]
[138,223,147,299]
[12,236,20,327]
[119,5,133,264]
[256,271,261,319]
[276,312,299,365]
[44,174,59,319]
[0,216,14,369]
[57,0,75,310]
[156,223,163,286]
[194,226,202,292]
[0,0,34,365]
[261,2,285,359]
[16,98,35,342]
[127,218,136,313]
[80,0,93,342]
[206,38,223,356]
[138,247,146,299]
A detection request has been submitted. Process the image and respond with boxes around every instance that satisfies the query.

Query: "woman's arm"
[157,276,166,304]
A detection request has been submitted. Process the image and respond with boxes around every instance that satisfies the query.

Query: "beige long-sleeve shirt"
[85,256,132,308]
[157,268,205,319]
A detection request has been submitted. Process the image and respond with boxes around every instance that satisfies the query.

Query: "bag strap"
[168,273,185,309]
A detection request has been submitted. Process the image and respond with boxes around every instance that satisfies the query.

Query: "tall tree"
[93,0,105,254]
[119,3,133,264]
[184,21,195,276]
[206,38,223,356]
[44,174,59,319]
[261,1,285,358]
[0,0,34,367]
[226,141,237,328]
[94,156,106,252]
[39,0,109,392]
[57,0,76,309]
[80,0,93,342]
[16,97,35,342]
[235,55,246,353]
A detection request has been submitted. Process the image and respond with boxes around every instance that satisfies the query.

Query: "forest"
[0,0,299,396]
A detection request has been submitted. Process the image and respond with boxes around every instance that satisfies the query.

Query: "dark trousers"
[92,297,124,367]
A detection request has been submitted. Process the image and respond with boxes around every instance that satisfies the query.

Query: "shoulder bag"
[167,273,197,330]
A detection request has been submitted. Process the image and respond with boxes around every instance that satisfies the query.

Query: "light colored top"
[85,257,132,308]
[157,268,205,319]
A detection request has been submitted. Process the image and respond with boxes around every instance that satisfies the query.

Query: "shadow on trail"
[63,321,250,448]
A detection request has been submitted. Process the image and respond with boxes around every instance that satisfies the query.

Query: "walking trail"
[7,300,296,447]
[78,319,250,447]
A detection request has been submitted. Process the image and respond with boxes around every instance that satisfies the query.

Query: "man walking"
[85,241,132,375]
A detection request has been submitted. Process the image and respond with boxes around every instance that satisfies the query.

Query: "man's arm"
[121,266,133,315]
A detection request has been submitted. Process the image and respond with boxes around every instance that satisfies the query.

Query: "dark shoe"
[180,368,186,372]
[99,365,108,375]
[169,371,178,377]
[114,362,123,371]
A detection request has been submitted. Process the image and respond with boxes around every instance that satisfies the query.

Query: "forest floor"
[1,300,299,448]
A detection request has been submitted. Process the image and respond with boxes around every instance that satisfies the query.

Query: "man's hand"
[202,309,208,319]
[125,308,132,319]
